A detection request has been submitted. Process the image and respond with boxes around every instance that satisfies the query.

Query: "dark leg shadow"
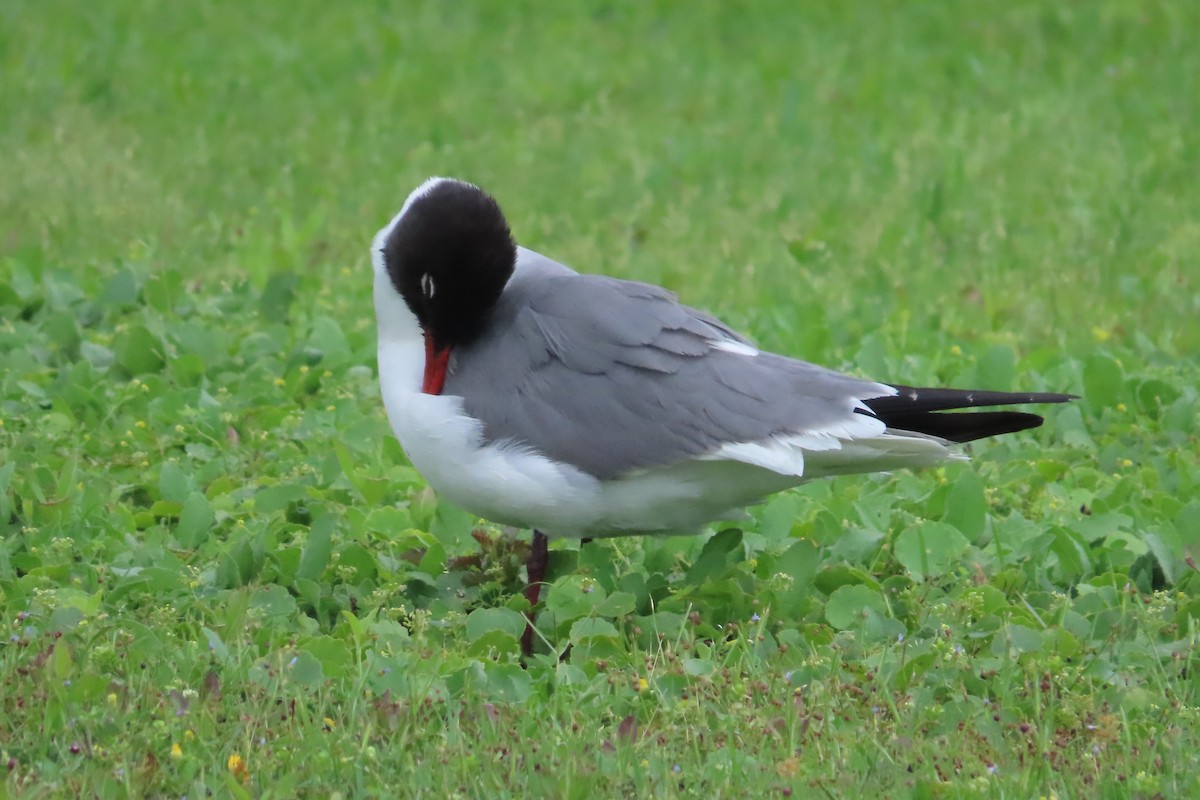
[520,530,549,657]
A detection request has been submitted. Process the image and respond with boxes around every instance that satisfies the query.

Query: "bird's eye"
[420,273,436,299]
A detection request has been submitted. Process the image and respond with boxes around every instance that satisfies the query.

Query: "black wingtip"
[860,385,1076,443]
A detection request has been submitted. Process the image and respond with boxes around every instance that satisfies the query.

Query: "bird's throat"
[422,333,451,395]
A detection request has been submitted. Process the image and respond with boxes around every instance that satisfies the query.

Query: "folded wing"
[448,266,894,480]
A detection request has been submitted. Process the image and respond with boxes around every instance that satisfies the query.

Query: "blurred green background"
[5,0,1197,357]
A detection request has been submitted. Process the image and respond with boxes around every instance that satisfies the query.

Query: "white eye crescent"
[420,273,436,298]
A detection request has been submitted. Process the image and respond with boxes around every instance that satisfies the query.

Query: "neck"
[375,268,427,397]
[374,269,422,344]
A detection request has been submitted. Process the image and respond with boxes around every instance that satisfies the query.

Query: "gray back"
[444,250,889,479]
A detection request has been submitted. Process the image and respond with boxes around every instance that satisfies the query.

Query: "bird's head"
[371,177,517,351]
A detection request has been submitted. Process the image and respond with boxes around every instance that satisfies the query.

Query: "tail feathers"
[860,385,1077,444]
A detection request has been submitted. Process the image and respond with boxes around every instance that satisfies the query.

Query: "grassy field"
[3,0,1199,796]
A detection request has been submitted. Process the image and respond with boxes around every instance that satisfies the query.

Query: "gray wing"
[445,269,892,480]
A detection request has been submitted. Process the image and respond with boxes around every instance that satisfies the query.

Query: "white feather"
[709,339,759,356]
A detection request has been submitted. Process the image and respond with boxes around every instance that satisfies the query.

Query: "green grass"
[2,0,1199,796]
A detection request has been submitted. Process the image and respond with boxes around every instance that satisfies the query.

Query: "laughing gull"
[371,177,1075,653]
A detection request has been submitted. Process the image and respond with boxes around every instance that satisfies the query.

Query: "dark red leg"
[521,530,549,657]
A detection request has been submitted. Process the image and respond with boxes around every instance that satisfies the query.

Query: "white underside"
[373,245,960,539]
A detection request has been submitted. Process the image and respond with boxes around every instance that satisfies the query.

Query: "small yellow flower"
[325,405,335,412]
[135,421,147,428]
[274,378,286,387]
[323,717,336,731]
[1121,458,1133,468]
[1116,403,1126,412]
[950,344,962,356]
[228,753,249,783]
[170,742,183,759]
[637,678,649,692]
[1091,326,1110,342]
[107,693,118,705]
[299,365,310,374]
[184,729,195,740]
